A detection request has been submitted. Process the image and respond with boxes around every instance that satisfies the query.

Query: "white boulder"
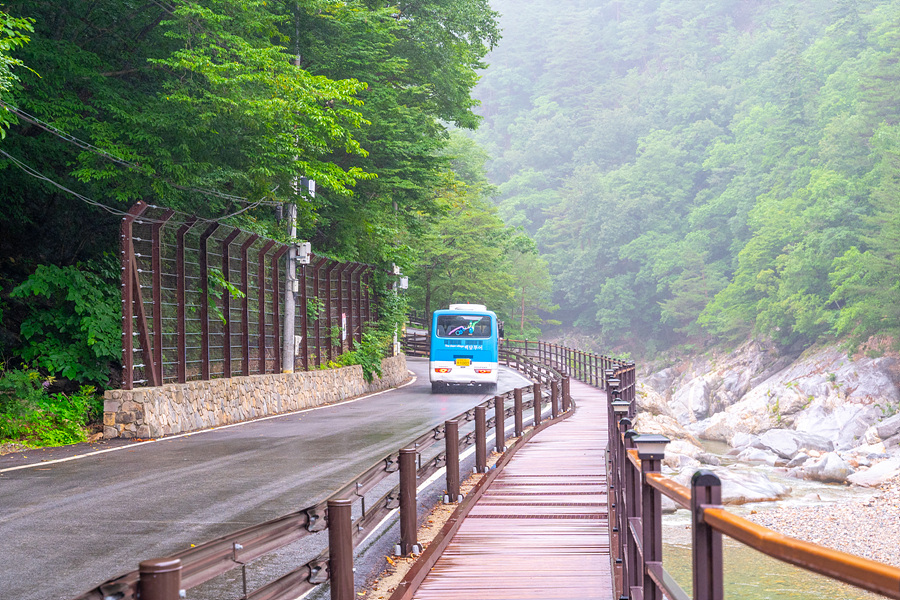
[802,452,855,483]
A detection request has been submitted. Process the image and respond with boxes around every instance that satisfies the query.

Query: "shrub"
[10,259,120,385]
[335,332,391,383]
[0,367,101,446]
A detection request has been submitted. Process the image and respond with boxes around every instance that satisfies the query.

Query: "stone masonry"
[103,354,408,439]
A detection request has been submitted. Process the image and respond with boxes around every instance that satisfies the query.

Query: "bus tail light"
[475,369,492,374]
[434,368,452,373]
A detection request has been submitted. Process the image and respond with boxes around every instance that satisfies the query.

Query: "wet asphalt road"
[0,358,531,600]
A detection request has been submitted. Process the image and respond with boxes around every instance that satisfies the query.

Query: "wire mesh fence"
[120,202,376,389]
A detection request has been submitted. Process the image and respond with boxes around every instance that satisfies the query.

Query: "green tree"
[504,235,557,337]
[0,6,33,137]
[830,124,900,346]
[410,188,515,319]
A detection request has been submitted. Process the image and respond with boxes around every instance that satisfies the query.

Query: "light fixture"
[611,400,630,416]
[632,433,670,460]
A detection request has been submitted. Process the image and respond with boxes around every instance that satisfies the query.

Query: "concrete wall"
[103,355,408,439]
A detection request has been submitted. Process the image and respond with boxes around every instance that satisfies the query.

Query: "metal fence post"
[445,420,461,503]
[221,230,240,378]
[551,379,559,418]
[328,499,354,600]
[532,382,542,427]
[692,470,724,600]
[150,209,174,385]
[271,245,288,373]
[494,395,505,452]
[139,558,181,600]
[198,223,219,381]
[398,448,419,555]
[257,240,276,374]
[475,405,487,473]
[175,219,196,384]
[514,387,523,437]
[240,234,258,376]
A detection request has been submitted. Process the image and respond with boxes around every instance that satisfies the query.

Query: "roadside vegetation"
[0,0,520,447]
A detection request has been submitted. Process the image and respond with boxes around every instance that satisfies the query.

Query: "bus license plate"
[455,358,471,366]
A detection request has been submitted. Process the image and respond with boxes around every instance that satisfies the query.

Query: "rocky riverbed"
[636,340,900,497]
[744,475,900,567]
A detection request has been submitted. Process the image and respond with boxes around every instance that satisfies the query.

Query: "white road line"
[0,372,419,474]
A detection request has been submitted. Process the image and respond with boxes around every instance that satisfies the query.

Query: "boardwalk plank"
[411,381,613,600]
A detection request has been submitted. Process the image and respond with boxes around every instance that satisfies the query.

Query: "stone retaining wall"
[103,354,408,439]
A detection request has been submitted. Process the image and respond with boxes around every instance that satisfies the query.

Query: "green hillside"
[474,0,900,353]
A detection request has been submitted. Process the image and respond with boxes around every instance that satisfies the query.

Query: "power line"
[0,149,271,224]
[0,101,288,206]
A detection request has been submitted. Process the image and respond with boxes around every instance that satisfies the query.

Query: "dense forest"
[0,1,558,444]
[4,0,900,444]
[474,0,900,355]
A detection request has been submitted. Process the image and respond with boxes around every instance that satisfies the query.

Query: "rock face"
[642,340,900,486]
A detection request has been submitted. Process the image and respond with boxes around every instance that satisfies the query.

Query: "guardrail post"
[475,405,487,473]
[562,376,571,411]
[551,379,559,419]
[138,558,182,600]
[328,499,354,600]
[494,395,505,452]
[692,470,724,600]
[636,434,670,600]
[532,382,542,427]
[398,448,420,555]
[513,387,523,437]
[445,420,461,503]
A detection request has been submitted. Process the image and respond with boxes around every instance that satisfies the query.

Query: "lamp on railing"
[632,433,670,460]
[611,399,630,418]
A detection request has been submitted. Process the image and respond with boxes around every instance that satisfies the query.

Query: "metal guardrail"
[71,342,574,600]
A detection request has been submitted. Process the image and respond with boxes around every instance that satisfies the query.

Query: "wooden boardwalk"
[412,380,613,600]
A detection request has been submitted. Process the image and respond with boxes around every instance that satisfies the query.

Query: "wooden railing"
[404,322,898,598]
[602,359,900,600]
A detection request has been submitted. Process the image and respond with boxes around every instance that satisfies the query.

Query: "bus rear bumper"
[430,362,499,385]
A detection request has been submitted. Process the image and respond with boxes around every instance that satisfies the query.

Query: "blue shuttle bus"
[429,304,500,392]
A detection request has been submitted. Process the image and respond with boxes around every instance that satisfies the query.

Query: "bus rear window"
[435,315,492,338]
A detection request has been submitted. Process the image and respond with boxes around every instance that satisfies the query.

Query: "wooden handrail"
[702,506,900,598]
[645,472,690,509]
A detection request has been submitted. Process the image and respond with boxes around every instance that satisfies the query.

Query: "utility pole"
[283,51,306,374]
[282,176,313,373]
[282,201,297,373]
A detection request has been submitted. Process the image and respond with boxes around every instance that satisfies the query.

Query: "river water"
[659,443,882,599]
